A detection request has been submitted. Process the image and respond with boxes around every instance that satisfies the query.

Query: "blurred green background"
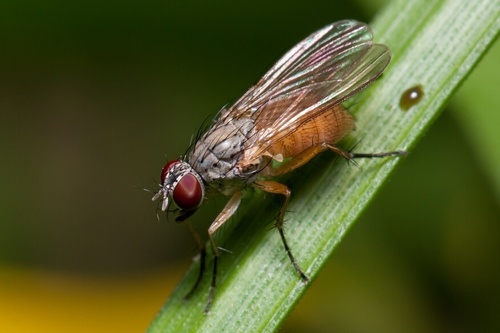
[0,0,498,332]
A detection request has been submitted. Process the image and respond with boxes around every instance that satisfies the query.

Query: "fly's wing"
[218,20,390,159]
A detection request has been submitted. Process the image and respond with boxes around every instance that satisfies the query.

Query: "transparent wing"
[217,20,390,158]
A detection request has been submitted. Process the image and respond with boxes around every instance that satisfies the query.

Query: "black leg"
[350,150,407,159]
[204,192,242,314]
[184,222,206,300]
[277,225,309,282]
[204,254,217,314]
[254,180,310,282]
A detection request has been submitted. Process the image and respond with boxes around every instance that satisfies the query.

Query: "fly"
[152,20,406,313]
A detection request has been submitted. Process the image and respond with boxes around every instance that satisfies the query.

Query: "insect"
[400,84,424,110]
[152,20,406,313]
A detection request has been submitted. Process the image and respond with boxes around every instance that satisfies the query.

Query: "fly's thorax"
[152,160,205,213]
[189,117,258,184]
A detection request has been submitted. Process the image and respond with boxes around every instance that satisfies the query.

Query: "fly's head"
[152,160,205,222]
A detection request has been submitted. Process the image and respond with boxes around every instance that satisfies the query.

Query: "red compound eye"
[160,160,180,185]
[173,173,203,211]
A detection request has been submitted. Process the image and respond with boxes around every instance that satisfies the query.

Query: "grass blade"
[148,0,499,332]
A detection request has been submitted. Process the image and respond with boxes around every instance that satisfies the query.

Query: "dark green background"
[0,0,498,331]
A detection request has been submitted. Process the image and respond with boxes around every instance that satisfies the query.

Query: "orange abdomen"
[268,105,355,158]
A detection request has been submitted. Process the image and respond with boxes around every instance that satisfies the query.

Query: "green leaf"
[148,1,499,332]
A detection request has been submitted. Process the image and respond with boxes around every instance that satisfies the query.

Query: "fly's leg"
[205,191,242,314]
[183,221,206,300]
[349,150,407,158]
[256,144,405,280]
[254,180,309,282]
[267,142,405,177]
